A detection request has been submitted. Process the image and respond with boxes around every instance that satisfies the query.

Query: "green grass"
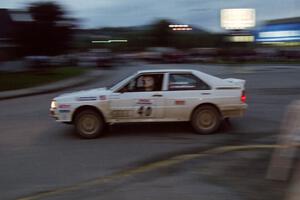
[0,67,87,92]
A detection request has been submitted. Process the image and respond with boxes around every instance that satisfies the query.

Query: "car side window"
[168,73,210,91]
[119,74,164,92]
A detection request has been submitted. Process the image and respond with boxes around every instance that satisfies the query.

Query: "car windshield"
[109,74,135,91]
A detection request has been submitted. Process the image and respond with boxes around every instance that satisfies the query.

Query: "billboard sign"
[255,23,300,42]
[221,8,256,30]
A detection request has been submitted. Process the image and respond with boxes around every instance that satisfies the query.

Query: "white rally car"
[50,69,247,138]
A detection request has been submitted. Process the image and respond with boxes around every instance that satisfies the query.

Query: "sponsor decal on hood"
[77,97,97,101]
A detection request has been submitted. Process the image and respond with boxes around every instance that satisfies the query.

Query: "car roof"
[137,69,198,74]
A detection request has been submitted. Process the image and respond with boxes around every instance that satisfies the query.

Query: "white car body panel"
[50,69,247,124]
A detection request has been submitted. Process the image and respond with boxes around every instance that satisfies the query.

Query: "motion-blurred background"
[0,1,299,72]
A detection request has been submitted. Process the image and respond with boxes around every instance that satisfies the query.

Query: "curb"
[0,70,102,100]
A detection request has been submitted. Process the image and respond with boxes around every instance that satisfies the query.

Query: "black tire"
[74,109,105,139]
[191,105,221,134]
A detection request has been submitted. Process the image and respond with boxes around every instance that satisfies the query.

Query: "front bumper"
[50,107,73,122]
[49,108,59,120]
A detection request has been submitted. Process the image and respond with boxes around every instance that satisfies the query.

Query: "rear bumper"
[220,104,247,118]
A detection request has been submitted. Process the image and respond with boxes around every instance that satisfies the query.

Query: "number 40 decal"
[137,106,152,117]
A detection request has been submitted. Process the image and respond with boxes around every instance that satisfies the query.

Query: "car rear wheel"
[74,109,105,139]
[191,105,221,134]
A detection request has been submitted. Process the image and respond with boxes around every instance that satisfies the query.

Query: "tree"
[150,19,174,47]
[12,2,75,56]
[29,2,64,23]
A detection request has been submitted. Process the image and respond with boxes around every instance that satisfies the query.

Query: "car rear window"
[168,73,210,91]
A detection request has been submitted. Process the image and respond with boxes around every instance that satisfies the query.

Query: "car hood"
[55,88,112,100]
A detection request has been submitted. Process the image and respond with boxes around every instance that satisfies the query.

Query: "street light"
[91,39,128,44]
[169,24,193,31]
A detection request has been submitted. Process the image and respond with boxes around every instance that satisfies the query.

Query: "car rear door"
[163,72,212,121]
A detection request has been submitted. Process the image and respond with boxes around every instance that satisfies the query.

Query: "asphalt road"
[1,63,300,200]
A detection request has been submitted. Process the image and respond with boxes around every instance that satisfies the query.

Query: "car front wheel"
[74,109,105,139]
[191,105,221,134]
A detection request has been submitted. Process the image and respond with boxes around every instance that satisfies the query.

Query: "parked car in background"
[186,48,217,63]
[137,51,162,63]
[77,49,113,67]
[24,56,51,68]
[140,47,186,63]
[49,54,78,66]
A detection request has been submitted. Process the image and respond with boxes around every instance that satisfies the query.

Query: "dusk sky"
[1,0,299,32]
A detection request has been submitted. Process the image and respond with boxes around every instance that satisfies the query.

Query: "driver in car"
[142,76,155,91]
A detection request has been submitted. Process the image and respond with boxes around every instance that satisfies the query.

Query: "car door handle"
[201,92,211,95]
[152,94,163,97]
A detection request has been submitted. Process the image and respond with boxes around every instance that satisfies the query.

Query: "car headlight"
[51,100,57,109]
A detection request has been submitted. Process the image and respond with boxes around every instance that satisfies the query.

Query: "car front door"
[109,73,166,121]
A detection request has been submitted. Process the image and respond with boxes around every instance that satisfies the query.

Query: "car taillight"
[241,90,246,103]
